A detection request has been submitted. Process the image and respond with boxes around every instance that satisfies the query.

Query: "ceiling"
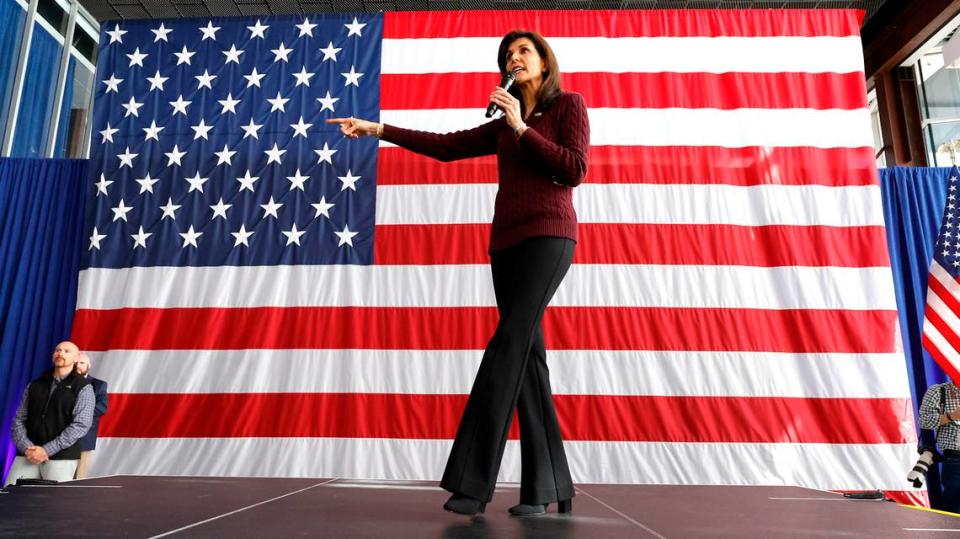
[78,0,890,25]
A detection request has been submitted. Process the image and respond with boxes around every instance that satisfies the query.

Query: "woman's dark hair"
[497,30,562,114]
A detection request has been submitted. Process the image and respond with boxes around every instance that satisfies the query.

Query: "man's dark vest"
[79,377,106,451]
[24,369,89,460]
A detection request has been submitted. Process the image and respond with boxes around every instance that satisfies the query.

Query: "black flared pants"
[440,236,576,504]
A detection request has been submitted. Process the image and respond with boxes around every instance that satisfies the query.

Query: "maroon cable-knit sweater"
[381,92,590,253]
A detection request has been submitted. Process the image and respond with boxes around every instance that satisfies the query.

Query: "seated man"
[4,341,93,486]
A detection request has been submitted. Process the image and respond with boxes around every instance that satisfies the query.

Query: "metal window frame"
[80,49,95,158]
[45,0,77,157]
[77,2,97,159]
[1,0,39,156]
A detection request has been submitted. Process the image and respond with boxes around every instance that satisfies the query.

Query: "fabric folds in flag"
[72,9,919,502]
[924,167,960,384]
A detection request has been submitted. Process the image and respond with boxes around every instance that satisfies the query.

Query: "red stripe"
[381,72,868,110]
[881,490,928,508]
[924,306,960,362]
[928,272,960,319]
[383,10,863,38]
[374,223,892,267]
[98,393,911,444]
[71,306,897,354]
[921,264,960,382]
[376,146,879,186]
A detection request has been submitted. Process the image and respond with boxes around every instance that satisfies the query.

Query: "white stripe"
[930,260,960,299]
[923,260,960,368]
[379,108,874,148]
[89,349,910,399]
[381,37,866,74]
[374,183,886,226]
[75,264,896,310]
[561,264,895,310]
[89,438,919,492]
[923,319,960,367]
[926,290,960,339]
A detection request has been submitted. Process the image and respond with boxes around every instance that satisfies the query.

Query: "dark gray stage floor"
[1,476,957,537]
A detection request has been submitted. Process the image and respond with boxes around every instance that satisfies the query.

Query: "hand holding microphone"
[487,69,525,134]
[486,69,519,118]
[329,67,524,140]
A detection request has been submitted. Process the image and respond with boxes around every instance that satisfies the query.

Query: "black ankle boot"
[508,498,573,516]
[508,503,546,516]
[443,494,486,515]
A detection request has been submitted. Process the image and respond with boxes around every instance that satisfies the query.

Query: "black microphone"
[485,70,518,118]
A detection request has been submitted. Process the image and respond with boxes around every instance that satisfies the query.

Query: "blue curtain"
[879,166,954,507]
[0,0,26,143]
[11,22,62,157]
[0,158,88,484]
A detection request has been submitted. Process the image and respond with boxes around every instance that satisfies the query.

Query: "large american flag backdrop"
[73,9,920,500]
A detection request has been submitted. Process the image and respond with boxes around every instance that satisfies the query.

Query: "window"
[0,0,99,156]
[868,89,886,169]
[36,0,67,36]
[911,16,960,167]
[0,0,26,144]
[10,19,64,157]
[57,55,94,157]
[916,50,960,166]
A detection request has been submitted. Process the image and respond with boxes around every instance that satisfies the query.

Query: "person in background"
[919,379,960,513]
[73,352,108,480]
[4,341,93,486]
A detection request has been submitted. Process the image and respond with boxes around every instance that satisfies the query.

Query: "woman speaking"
[329,30,590,517]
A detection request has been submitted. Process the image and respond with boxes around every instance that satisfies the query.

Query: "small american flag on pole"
[923,168,960,382]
